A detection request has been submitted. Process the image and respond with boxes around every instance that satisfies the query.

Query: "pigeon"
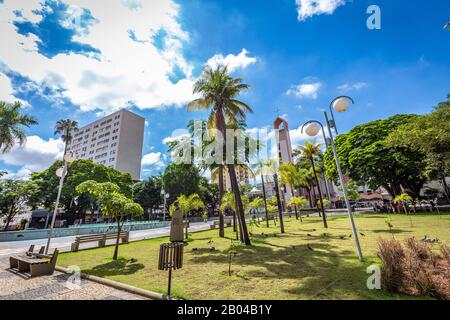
[307,233,313,237]
[349,234,352,238]
[207,240,214,244]
[210,247,216,251]
[339,235,346,240]
[192,248,198,251]
[360,232,366,237]
[129,258,138,263]
[307,244,314,251]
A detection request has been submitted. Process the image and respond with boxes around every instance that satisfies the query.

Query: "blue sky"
[0,0,449,180]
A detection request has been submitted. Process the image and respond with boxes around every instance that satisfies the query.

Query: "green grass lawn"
[58,213,450,300]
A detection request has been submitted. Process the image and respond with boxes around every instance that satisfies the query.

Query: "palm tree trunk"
[273,173,285,234]
[442,177,450,204]
[227,164,251,245]
[310,158,327,228]
[218,166,225,237]
[185,211,189,239]
[290,186,299,220]
[261,175,270,227]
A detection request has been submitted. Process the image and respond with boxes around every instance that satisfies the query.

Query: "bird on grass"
[192,248,198,251]
[349,234,352,238]
[338,235,346,240]
[207,239,214,244]
[210,247,216,251]
[359,232,366,237]
[307,244,314,251]
[307,233,313,237]
[128,258,138,263]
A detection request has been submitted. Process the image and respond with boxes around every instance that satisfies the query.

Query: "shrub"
[377,237,450,300]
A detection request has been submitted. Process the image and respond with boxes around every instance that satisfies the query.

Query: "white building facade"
[67,109,145,180]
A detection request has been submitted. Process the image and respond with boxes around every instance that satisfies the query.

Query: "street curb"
[55,265,174,300]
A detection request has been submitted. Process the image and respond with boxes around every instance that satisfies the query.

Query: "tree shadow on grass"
[189,241,383,299]
[372,229,412,234]
[84,258,145,277]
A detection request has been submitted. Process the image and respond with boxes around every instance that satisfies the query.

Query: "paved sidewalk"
[0,257,148,300]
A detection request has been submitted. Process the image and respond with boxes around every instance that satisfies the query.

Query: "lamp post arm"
[301,120,329,148]
[329,96,354,135]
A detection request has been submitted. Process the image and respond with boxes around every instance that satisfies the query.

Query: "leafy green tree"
[187,65,253,245]
[338,181,360,201]
[393,193,414,215]
[0,180,38,231]
[279,163,302,220]
[387,95,450,202]
[177,194,205,239]
[287,197,308,212]
[31,160,133,223]
[324,114,428,198]
[198,177,219,218]
[76,181,143,260]
[0,101,38,153]
[54,119,79,155]
[295,141,327,227]
[252,159,273,227]
[132,176,162,219]
[162,163,201,203]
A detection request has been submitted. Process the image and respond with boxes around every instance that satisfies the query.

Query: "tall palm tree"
[54,119,79,156]
[252,159,273,227]
[256,158,285,233]
[295,141,328,228]
[177,194,205,239]
[279,162,302,220]
[187,65,253,245]
[0,101,38,153]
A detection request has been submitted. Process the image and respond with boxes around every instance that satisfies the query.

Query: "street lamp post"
[45,152,76,254]
[323,112,363,261]
[161,190,170,221]
[301,121,329,229]
[302,116,363,262]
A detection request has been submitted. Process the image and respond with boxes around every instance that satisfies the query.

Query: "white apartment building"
[66,109,145,180]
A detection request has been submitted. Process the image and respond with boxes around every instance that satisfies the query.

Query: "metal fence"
[0,220,170,242]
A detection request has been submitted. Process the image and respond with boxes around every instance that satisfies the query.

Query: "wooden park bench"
[25,245,46,257]
[211,218,233,229]
[71,232,129,252]
[9,249,59,278]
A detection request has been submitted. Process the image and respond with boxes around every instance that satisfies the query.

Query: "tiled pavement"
[0,257,148,300]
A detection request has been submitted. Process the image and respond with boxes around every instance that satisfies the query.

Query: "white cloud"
[162,129,190,145]
[0,136,65,179]
[1,168,34,181]
[0,71,18,103]
[337,82,367,93]
[206,49,257,72]
[287,81,322,99]
[295,0,347,21]
[141,152,164,167]
[0,0,197,114]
